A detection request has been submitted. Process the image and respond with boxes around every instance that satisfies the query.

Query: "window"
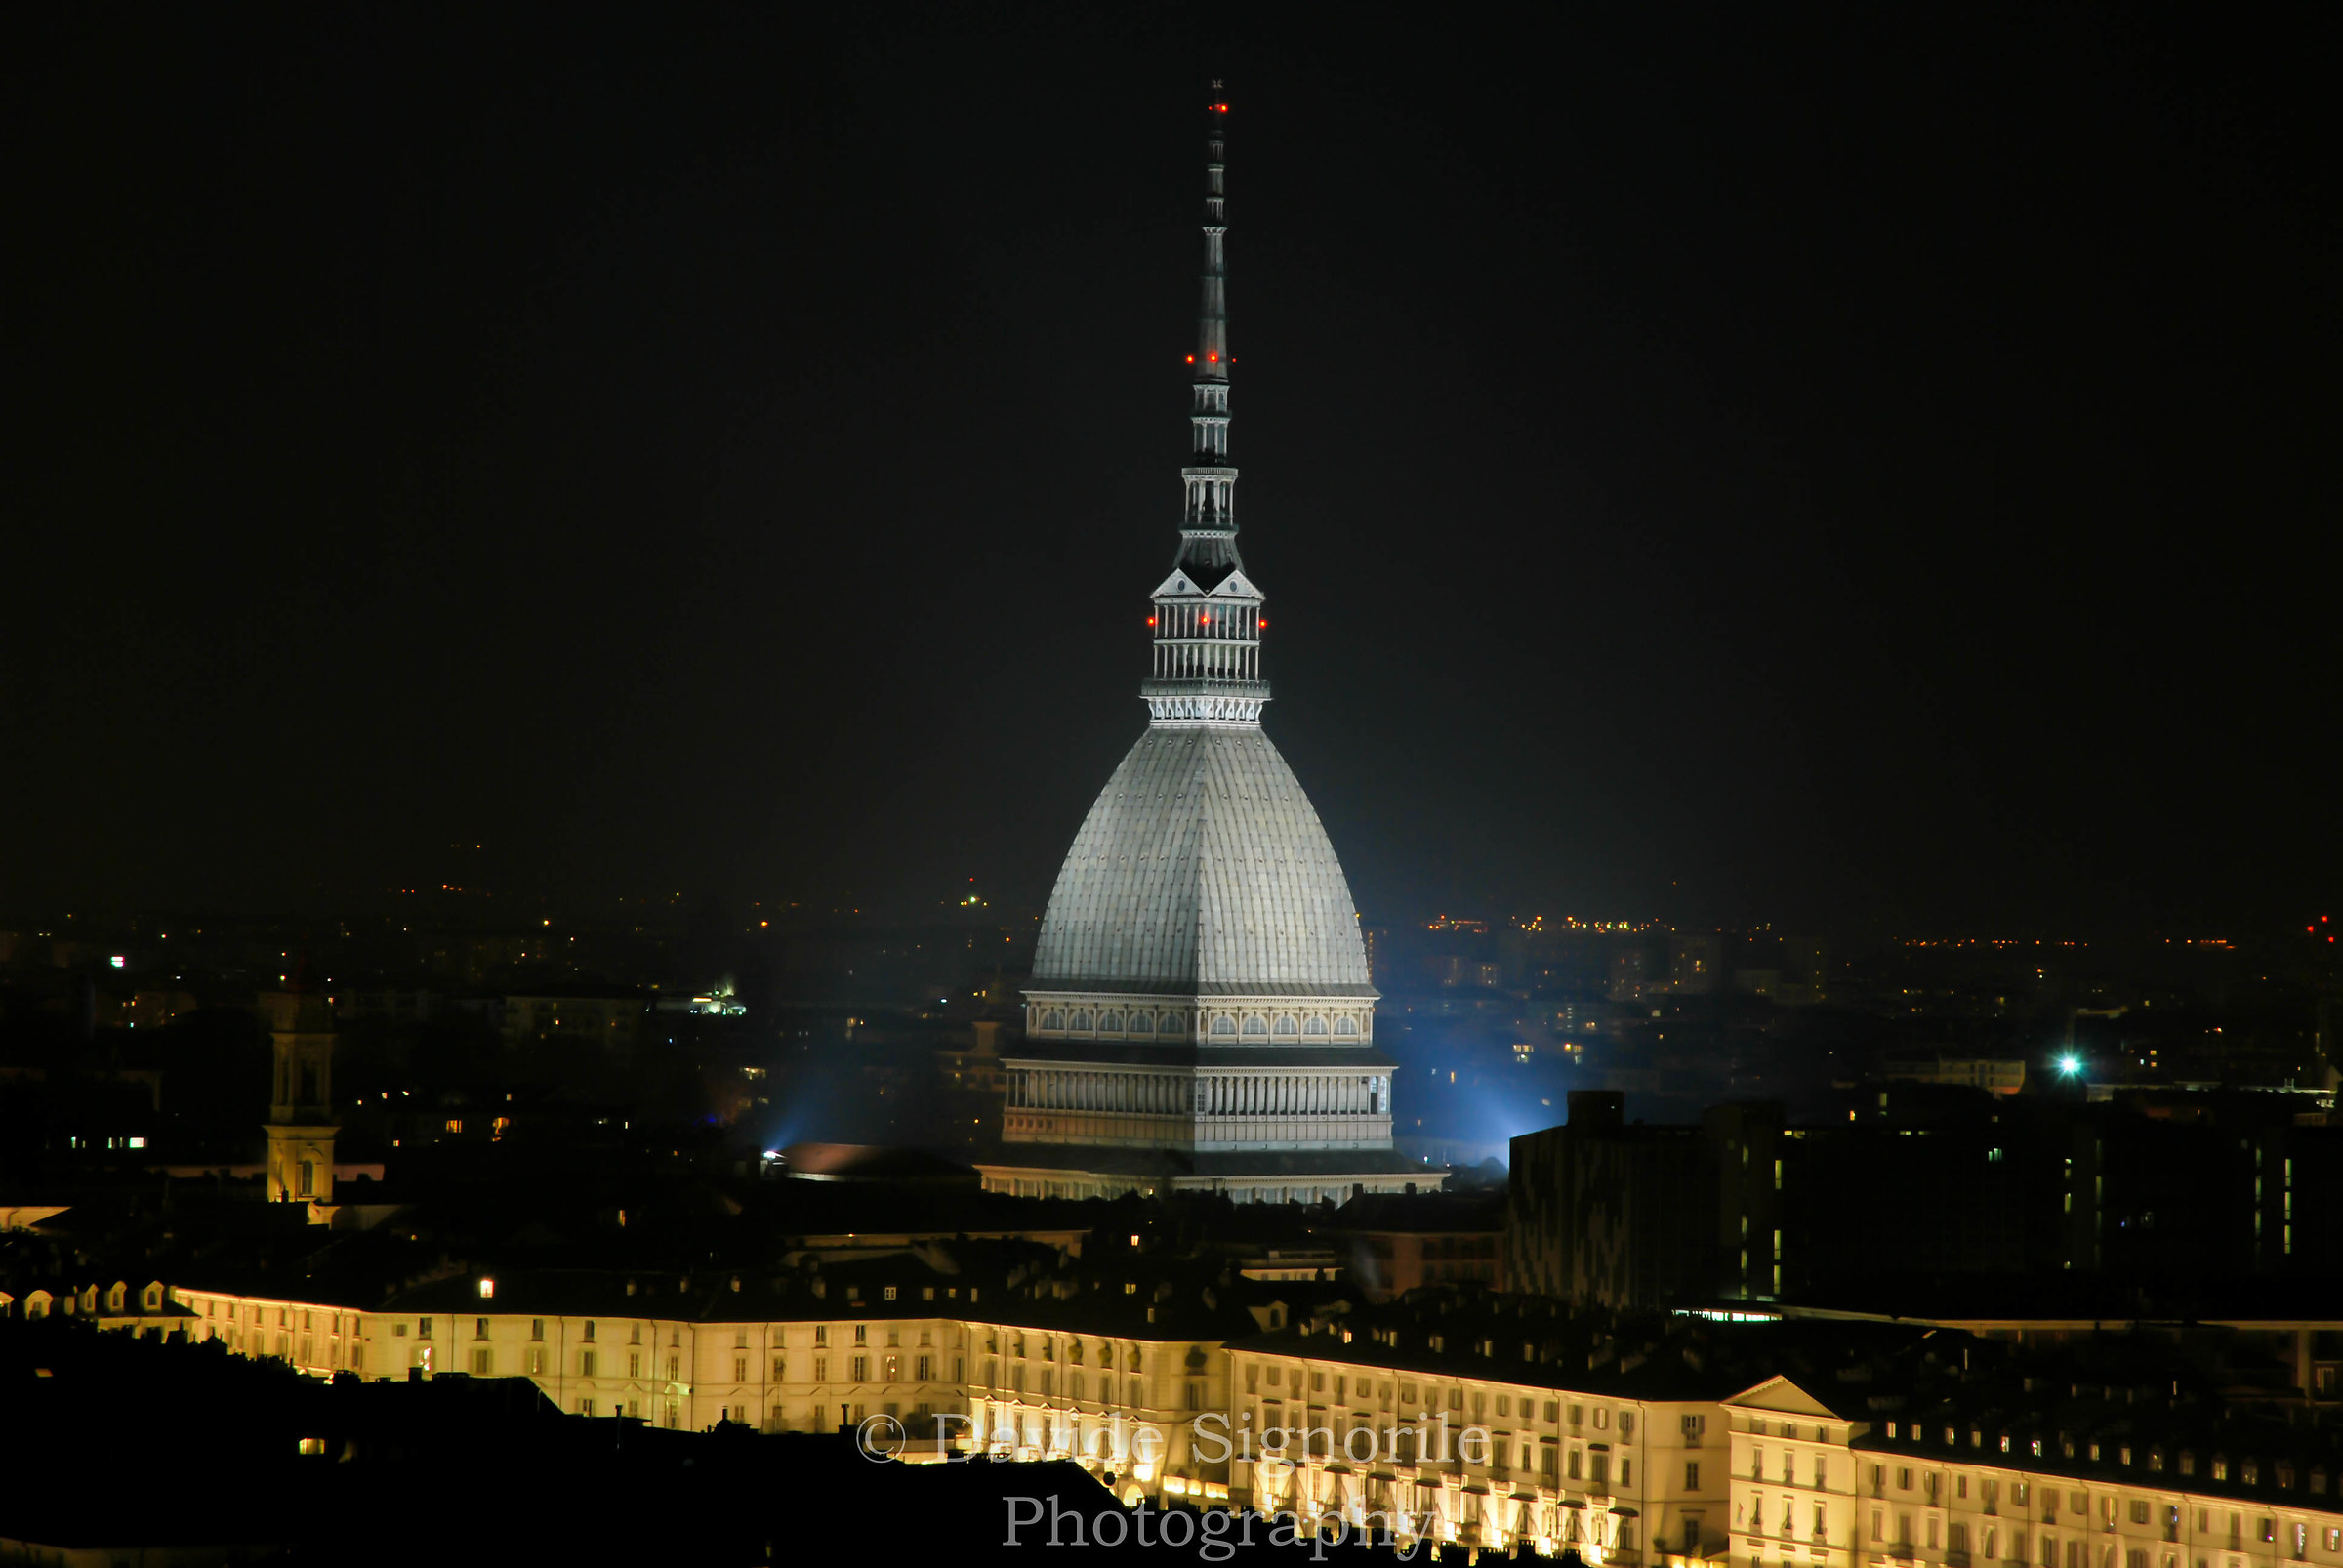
[418,1317,433,1340]
[2132,1503,2151,1525]
[851,1355,869,1382]
[472,1348,493,1376]
[1683,1413,1707,1441]
[531,1319,545,1341]
[582,1321,596,1343]
[1688,1463,1702,1489]
[773,1355,787,1380]
[580,1350,597,1377]
[527,1347,546,1376]
[474,1318,489,1340]
[814,1326,828,1346]
[580,1397,596,1416]
[735,1357,749,1382]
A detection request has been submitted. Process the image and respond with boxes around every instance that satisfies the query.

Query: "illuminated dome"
[1031,725,1372,996]
[980,85,1427,1206]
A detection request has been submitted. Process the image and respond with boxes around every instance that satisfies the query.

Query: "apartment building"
[1724,1377,2343,1568]
[105,1270,2343,1565]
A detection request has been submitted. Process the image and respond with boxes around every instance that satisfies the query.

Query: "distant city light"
[477,1278,494,1300]
[2058,1055,2081,1076]
[109,955,125,969]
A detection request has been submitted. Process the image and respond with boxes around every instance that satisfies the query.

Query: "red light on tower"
[1185,355,1194,363]
[1208,352,1218,362]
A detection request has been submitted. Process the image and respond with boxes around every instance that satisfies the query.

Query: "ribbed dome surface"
[1031,726,1372,994]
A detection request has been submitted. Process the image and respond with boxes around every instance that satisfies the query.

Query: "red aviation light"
[1147,616,1156,627]
[1185,354,1194,363]
[1208,352,1218,362]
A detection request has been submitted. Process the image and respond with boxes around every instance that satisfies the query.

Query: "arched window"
[1272,1016,1298,1036]
[1241,1015,1268,1036]
[1070,1011,1092,1032]
[1334,1015,1360,1036]
[1099,1011,1123,1033]
[1303,1016,1329,1035]
[1041,1010,1065,1032]
[1210,1016,1237,1036]
[1130,1012,1155,1035]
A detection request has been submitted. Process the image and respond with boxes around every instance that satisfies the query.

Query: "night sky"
[8,6,2336,934]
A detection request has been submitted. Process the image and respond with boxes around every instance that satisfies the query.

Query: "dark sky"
[7,5,2336,934]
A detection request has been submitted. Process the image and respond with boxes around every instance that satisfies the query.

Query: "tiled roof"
[1032,726,1372,996]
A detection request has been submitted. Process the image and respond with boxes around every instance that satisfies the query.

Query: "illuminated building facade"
[260,988,337,1212]
[150,1270,1731,1556]
[1725,1378,2343,1568]
[982,87,1425,1204]
[71,1272,2343,1563]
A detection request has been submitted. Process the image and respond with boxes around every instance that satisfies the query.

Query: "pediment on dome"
[1151,568,1202,598]
[1208,570,1260,599]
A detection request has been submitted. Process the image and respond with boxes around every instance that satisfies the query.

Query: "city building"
[983,91,1424,1204]
[260,987,337,1213]
[1323,1191,1510,1300]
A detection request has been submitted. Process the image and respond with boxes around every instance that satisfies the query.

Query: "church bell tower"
[260,986,338,1212]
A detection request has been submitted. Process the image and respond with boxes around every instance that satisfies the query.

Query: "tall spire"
[1143,83,1268,728]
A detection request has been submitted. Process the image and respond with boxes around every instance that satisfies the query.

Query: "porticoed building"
[980,89,1425,1205]
[1725,1375,2343,1568]
[60,1264,2343,1564]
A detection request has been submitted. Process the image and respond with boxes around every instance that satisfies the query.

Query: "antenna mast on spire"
[1142,84,1268,728]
